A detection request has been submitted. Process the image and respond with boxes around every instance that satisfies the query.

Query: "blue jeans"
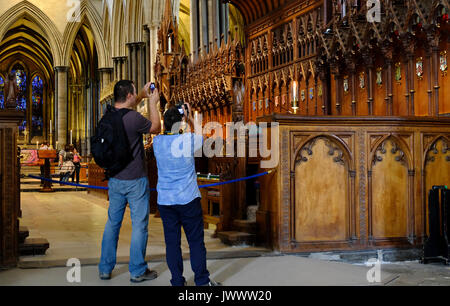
[158,198,210,286]
[99,177,150,277]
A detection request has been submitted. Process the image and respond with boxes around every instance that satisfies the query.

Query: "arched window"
[0,75,4,109]
[11,64,27,134]
[31,75,44,137]
[11,64,27,110]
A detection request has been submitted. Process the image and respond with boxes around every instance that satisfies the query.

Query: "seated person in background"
[59,144,74,183]
[153,103,220,286]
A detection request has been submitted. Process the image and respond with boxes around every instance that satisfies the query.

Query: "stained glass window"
[12,66,27,110]
[32,76,44,137]
[0,76,4,109]
[11,64,27,133]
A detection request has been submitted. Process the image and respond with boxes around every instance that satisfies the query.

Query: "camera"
[150,82,156,92]
[176,103,189,117]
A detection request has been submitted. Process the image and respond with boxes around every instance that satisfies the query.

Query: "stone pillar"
[139,42,146,88]
[120,56,128,80]
[55,66,69,146]
[112,57,119,81]
[127,43,133,82]
[144,25,151,83]
[190,0,199,61]
[200,0,209,51]
[98,68,114,92]
[150,25,159,81]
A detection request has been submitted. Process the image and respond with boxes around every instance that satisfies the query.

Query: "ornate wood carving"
[295,136,346,166]
[0,110,24,268]
[372,138,408,168]
[317,0,450,117]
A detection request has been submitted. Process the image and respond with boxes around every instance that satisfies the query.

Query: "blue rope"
[27,175,109,190]
[197,171,271,188]
[27,170,273,191]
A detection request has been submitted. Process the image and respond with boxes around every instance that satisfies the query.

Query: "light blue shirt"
[153,133,203,205]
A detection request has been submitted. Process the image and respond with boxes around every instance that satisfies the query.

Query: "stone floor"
[18,191,269,268]
[3,190,450,286]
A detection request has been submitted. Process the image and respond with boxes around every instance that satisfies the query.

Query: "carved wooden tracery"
[317,0,450,116]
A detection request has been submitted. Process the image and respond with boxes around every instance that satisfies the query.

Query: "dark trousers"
[158,198,210,286]
[72,162,81,184]
[40,165,45,186]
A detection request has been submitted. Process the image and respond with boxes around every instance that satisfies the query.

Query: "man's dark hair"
[163,106,184,133]
[114,80,135,103]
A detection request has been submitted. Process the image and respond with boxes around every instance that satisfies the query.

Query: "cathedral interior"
[1,0,450,269]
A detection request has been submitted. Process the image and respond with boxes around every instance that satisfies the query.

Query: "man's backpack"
[90,105,133,179]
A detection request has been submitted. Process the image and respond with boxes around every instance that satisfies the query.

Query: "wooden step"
[18,226,29,244]
[19,238,50,256]
[232,219,257,234]
[217,231,255,246]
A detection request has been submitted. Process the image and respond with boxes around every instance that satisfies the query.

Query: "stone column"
[190,0,199,61]
[112,57,119,81]
[150,25,159,81]
[127,43,133,82]
[55,66,69,146]
[98,68,114,92]
[121,56,128,80]
[144,25,151,83]
[139,42,146,88]
[200,0,209,51]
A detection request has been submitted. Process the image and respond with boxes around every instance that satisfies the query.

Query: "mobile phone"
[150,83,156,92]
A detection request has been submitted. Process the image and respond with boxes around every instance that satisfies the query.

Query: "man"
[153,103,220,286]
[98,80,161,283]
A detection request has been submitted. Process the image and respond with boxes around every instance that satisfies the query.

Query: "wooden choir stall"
[0,110,23,268]
[154,0,450,253]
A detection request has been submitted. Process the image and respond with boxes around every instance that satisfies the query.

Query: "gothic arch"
[292,134,354,172]
[0,1,63,67]
[62,0,111,68]
[423,134,450,169]
[369,134,413,172]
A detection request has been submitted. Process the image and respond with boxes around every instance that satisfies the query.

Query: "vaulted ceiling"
[227,0,296,25]
[0,17,53,81]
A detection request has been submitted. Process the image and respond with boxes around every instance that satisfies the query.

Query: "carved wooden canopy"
[228,0,299,25]
[317,0,450,72]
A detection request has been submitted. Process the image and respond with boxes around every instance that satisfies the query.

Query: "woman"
[153,103,220,286]
[72,146,81,184]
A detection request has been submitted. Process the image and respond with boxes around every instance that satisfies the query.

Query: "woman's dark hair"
[163,106,184,133]
[114,80,135,103]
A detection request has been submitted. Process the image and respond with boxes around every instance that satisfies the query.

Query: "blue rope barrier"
[197,171,272,188]
[27,175,109,190]
[27,170,273,191]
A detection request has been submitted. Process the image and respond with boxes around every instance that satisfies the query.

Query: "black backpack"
[90,105,133,179]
